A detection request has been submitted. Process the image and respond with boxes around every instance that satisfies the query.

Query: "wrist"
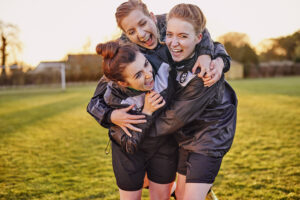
[110,109,118,124]
[142,108,152,116]
[215,57,224,69]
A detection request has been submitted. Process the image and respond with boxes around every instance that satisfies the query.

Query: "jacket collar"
[108,81,145,98]
[172,49,199,72]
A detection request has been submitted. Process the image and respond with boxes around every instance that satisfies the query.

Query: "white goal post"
[60,63,66,90]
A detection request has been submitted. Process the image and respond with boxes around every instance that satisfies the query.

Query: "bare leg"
[175,173,186,200]
[119,188,142,200]
[183,183,212,200]
[148,180,172,200]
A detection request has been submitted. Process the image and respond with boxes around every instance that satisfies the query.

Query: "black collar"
[172,51,198,72]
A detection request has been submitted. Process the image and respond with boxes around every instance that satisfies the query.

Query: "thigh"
[186,152,223,184]
[175,173,186,200]
[111,141,145,191]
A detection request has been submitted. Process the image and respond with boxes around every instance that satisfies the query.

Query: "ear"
[117,81,129,87]
[196,33,203,43]
[150,12,157,24]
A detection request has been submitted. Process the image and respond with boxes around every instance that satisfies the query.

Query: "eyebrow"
[166,31,189,35]
[178,32,189,36]
[138,19,146,25]
[126,19,145,33]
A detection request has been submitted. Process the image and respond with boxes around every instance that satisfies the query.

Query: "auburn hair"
[96,41,139,82]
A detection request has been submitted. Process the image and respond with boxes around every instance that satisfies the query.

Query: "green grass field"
[0,77,299,200]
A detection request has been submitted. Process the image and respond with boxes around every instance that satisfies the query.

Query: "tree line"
[1,20,299,85]
[217,30,300,64]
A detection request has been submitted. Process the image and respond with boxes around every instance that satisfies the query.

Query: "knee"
[149,188,170,200]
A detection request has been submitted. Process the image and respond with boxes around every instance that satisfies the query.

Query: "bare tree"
[0,20,22,77]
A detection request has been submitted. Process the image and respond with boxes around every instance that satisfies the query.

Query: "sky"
[0,0,299,66]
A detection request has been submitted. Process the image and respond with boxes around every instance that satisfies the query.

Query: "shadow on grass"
[0,96,87,136]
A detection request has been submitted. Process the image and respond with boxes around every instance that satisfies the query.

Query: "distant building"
[225,60,244,80]
[258,60,300,77]
[33,61,66,73]
[66,54,102,81]
[9,64,22,70]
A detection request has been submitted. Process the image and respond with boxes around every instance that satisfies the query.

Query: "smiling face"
[120,10,159,50]
[166,17,202,62]
[120,52,154,91]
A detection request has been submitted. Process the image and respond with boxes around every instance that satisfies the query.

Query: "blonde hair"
[167,3,206,34]
[115,0,151,30]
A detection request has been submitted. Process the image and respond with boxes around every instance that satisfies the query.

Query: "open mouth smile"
[145,79,154,88]
[140,34,154,46]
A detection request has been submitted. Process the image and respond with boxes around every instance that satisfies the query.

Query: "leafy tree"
[258,30,300,62]
[217,32,258,64]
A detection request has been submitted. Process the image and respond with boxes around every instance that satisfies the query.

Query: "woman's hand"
[192,55,224,87]
[202,57,224,87]
[111,105,146,137]
[142,91,166,116]
[192,54,211,78]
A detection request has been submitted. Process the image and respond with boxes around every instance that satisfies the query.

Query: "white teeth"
[141,35,150,42]
[145,79,153,86]
[172,49,182,52]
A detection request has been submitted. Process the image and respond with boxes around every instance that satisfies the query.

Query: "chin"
[172,56,181,62]
[147,41,158,49]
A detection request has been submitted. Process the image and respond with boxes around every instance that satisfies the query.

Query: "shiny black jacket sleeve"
[197,28,215,56]
[193,37,230,73]
[86,76,113,128]
[213,42,231,73]
[149,76,224,137]
[109,116,152,154]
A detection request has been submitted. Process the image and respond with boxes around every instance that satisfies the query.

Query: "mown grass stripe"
[0,78,300,200]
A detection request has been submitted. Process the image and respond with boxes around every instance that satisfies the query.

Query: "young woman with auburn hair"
[94,40,178,200]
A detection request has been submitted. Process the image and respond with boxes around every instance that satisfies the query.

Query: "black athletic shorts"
[177,147,223,184]
[111,135,178,191]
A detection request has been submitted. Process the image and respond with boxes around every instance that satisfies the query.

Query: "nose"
[145,71,152,79]
[137,28,146,40]
[171,37,179,47]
